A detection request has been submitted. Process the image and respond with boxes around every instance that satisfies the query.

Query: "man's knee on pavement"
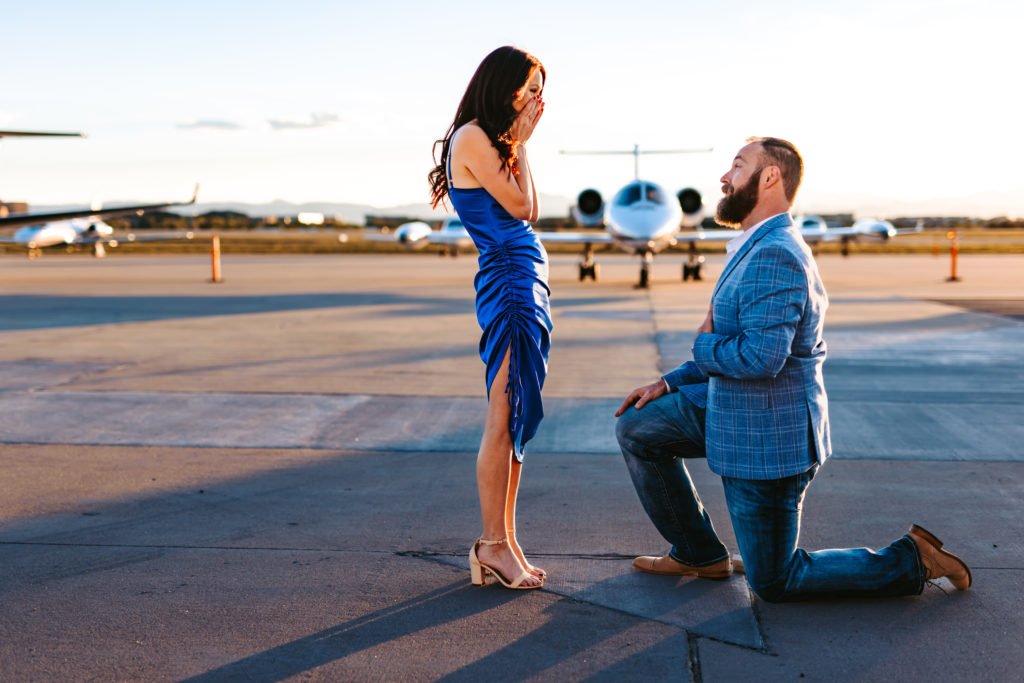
[746,569,791,603]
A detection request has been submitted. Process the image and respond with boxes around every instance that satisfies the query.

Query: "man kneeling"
[614,137,970,602]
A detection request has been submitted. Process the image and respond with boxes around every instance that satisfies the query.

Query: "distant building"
[297,212,325,226]
[0,202,29,218]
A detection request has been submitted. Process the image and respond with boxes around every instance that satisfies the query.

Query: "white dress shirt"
[724,213,786,268]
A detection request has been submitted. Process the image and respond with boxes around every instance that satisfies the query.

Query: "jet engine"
[676,188,704,228]
[572,189,605,227]
[393,221,433,249]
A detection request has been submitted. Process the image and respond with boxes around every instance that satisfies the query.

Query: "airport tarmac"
[0,251,1021,681]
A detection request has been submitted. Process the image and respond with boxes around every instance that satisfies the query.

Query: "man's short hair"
[746,136,803,204]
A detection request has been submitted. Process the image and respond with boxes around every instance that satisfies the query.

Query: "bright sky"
[1,0,1021,217]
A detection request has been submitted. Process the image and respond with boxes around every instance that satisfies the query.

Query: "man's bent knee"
[749,583,787,603]
[615,409,646,450]
[746,571,793,603]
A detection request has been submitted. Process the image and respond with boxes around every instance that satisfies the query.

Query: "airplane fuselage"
[12,219,113,248]
[604,180,684,254]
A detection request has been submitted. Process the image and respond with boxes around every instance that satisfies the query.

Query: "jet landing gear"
[682,242,704,281]
[578,242,599,281]
[636,251,653,289]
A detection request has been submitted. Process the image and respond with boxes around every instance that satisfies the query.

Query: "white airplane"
[384,145,924,287]
[392,217,472,256]
[539,146,728,287]
[795,215,924,256]
[0,130,198,258]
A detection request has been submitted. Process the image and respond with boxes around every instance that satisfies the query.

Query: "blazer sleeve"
[693,245,807,380]
[661,360,708,391]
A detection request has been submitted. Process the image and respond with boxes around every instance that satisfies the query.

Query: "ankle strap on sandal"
[477,537,507,546]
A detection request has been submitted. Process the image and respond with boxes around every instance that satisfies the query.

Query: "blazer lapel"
[711,213,793,299]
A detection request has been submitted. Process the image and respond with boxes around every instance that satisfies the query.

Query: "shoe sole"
[632,559,732,579]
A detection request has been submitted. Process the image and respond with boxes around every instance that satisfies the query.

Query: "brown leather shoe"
[730,553,745,575]
[908,524,972,590]
[632,553,732,579]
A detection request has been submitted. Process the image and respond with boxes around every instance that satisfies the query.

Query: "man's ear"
[763,165,781,189]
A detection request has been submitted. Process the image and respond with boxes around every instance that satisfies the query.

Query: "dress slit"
[449,184,552,463]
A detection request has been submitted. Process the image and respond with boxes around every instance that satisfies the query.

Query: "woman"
[428,46,551,590]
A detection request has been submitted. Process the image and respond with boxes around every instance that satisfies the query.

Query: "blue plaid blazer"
[662,213,831,480]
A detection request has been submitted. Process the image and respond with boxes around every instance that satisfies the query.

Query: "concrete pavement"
[0,252,1021,681]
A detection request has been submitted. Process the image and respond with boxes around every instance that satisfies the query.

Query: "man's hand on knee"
[615,380,669,417]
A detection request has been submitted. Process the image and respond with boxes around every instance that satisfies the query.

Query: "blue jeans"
[616,391,925,602]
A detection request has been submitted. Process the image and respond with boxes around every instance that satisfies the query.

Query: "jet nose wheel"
[634,251,654,289]
[636,266,649,289]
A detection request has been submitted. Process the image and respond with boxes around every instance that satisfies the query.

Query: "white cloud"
[177,119,244,131]
[266,112,341,131]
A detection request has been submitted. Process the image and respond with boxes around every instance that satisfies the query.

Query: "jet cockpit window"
[644,184,667,204]
[614,183,643,206]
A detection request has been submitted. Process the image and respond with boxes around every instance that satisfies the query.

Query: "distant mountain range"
[29,188,1024,222]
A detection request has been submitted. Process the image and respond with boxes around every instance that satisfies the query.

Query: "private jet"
[795,215,924,256]
[0,130,197,258]
[540,145,729,287]
[392,217,472,256]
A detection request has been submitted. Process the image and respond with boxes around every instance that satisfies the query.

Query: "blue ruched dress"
[448,164,553,462]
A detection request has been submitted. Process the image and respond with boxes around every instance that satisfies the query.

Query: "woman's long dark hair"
[429,46,545,210]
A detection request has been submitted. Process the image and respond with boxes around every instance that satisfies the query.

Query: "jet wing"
[0,130,84,138]
[813,226,860,237]
[534,231,612,243]
[0,184,199,229]
[671,229,741,242]
[535,229,740,245]
[895,220,925,235]
[427,231,473,245]
[73,231,196,245]
[364,221,474,249]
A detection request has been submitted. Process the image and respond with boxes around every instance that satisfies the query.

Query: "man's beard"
[715,167,762,228]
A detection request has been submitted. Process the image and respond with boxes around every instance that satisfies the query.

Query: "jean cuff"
[669,548,729,567]
[902,534,927,595]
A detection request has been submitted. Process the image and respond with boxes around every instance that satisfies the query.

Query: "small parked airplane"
[393,217,472,257]
[384,145,924,287]
[794,214,923,256]
[0,130,197,258]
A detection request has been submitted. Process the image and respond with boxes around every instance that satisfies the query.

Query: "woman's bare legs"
[475,346,542,587]
[506,460,546,578]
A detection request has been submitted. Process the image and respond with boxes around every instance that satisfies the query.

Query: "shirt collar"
[724,212,788,267]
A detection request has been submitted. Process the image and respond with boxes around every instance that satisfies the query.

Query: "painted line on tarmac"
[0,389,1020,461]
